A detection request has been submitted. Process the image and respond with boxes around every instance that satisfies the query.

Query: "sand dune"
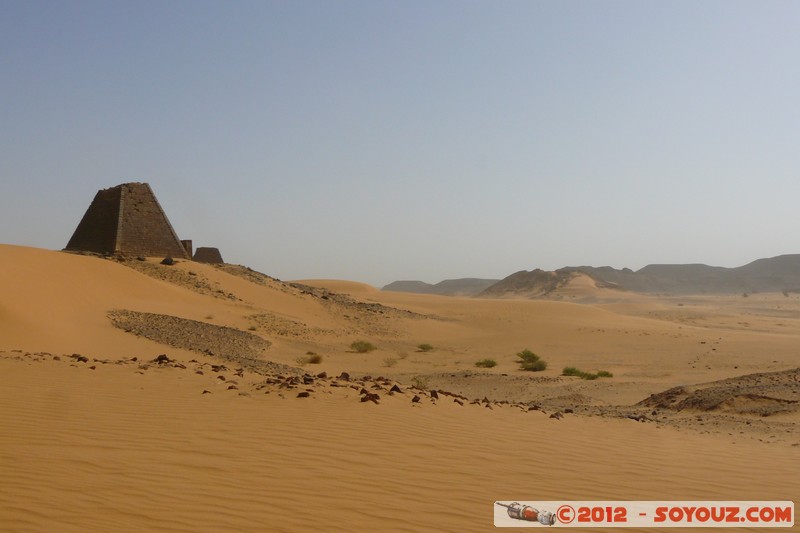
[2,351,797,532]
[1,245,798,530]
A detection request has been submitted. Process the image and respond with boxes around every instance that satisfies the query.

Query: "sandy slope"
[1,352,797,532]
[1,245,798,531]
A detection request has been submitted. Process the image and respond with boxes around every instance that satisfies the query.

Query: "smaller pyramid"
[193,247,224,264]
[66,182,190,259]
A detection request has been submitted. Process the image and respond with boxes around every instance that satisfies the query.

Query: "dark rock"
[359,388,369,395]
[360,392,380,404]
[564,408,574,414]
[316,372,327,379]
[412,395,421,403]
[217,375,226,380]
[152,354,171,364]
[550,412,563,419]
[195,371,204,375]
[297,392,311,398]
[227,385,238,390]
[454,399,464,406]
[202,390,211,394]
[338,372,350,381]
[303,375,314,385]
[160,256,175,265]
[390,384,402,394]
[430,390,439,400]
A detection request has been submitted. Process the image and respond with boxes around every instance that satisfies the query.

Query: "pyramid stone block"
[66,182,190,259]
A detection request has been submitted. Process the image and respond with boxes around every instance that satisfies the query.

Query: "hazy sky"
[2,1,798,287]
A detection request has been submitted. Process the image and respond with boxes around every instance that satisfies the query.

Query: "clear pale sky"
[1,1,798,287]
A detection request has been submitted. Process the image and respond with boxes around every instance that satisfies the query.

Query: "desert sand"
[1,244,797,531]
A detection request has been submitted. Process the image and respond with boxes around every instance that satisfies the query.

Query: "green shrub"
[417,343,434,352]
[516,349,540,362]
[517,349,547,372]
[350,340,377,353]
[561,366,613,380]
[520,359,547,372]
[475,358,497,368]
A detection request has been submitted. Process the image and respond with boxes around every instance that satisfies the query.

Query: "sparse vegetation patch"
[475,358,497,368]
[562,366,613,380]
[410,376,429,390]
[517,349,547,372]
[417,343,434,352]
[350,340,377,353]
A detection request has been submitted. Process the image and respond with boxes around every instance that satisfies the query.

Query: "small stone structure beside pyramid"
[65,182,192,259]
[193,247,224,264]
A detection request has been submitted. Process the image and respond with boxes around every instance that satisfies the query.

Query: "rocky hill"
[480,254,800,297]
[382,278,499,297]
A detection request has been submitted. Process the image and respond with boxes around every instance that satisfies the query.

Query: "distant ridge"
[382,278,499,297]
[480,254,800,297]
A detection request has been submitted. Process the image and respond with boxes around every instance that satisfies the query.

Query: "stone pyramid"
[65,182,190,259]
[193,247,224,264]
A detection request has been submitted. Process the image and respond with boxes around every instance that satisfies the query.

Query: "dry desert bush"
[350,340,377,353]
